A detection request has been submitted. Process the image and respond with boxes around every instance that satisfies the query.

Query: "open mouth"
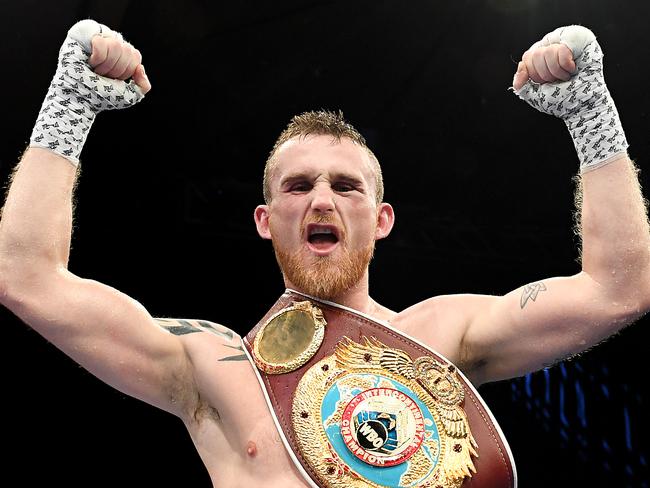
[306,224,340,253]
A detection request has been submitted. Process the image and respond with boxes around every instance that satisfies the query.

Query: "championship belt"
[243,290,517,488]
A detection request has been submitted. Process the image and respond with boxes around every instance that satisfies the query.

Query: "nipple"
[247,440,257,457]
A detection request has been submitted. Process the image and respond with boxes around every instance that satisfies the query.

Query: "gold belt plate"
[252,301,326,374]
[292,337,478,488]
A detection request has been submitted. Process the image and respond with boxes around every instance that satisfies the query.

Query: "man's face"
[255,134,393,300]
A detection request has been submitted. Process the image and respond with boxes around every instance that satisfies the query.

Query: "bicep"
[464,271,640,384]
[11,269,195,416]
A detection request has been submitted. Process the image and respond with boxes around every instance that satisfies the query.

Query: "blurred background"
[1,0,648,486]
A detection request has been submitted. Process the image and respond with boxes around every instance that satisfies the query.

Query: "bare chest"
[186,342,311,487]
[181,300,467,486]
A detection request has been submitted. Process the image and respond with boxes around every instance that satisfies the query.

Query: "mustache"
[300,214,345,240]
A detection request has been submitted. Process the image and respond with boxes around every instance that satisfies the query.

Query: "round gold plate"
[253,301,326,374]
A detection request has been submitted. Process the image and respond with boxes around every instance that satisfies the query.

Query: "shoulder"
[391,293,497,373]
[154,318,247,364]
[394,293,493,327]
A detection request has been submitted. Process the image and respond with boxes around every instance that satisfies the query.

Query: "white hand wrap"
[29,19,145,165]
[514,25,628,172]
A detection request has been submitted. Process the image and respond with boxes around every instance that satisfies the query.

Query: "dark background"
[1,1,648,486]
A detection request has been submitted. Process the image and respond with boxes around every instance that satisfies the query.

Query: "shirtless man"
[0,20,648,487]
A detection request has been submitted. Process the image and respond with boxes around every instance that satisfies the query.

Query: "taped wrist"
[562,41,628,171]
[514,27,628,172]
[29,20,144,165]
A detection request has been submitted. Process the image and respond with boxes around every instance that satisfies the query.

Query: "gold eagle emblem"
[335,336,479,483]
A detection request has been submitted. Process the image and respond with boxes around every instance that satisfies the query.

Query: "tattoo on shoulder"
[155,319,248,362]
[155,318,237,342]
[520,281,547,309]
[218,343,247,362]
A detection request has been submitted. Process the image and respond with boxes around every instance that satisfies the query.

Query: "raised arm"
[404,26,650,386]
[0,21,196,417]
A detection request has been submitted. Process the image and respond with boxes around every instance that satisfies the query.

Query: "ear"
[375,202,395,240]
[254,205,272,240]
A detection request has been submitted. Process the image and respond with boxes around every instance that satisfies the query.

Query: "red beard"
[270,215,375,300]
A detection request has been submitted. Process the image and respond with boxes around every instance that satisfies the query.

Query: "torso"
[175,296,470,487]
[177,329,312,487]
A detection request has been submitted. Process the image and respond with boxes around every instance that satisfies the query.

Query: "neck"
[285,273,395,321]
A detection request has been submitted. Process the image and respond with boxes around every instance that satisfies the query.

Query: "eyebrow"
[279,171,365,187]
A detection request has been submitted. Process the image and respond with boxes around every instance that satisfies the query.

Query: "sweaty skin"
[1,25,649,488]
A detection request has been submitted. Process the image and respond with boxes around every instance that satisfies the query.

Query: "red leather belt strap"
[243,290,517,488]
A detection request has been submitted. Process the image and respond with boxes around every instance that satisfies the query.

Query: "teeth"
[310,226,333,236]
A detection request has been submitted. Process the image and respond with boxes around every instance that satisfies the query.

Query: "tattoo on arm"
[218,344,247,362]
[155,318,247,361]
[155,318,236,341]
[520,281,547,309]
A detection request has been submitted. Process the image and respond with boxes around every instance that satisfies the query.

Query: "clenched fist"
[513,43,575,90]
[512,26,628,171]
[89,34,150,92]
[30,19,150,164]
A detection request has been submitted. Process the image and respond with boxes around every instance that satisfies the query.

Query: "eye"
[333,182,356,192]
[289,182,312,192]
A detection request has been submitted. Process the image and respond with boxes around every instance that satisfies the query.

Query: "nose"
[310,184,335,213]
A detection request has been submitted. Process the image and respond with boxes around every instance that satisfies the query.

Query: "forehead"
[271,134,375,184]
